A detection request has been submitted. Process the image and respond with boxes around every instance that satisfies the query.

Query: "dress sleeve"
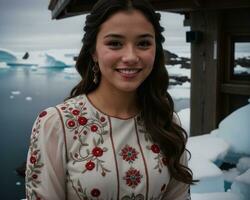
[25,107,67,200]
[163,151,191,200]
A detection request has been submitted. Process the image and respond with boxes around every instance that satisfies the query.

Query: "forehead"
[98,10,155,37]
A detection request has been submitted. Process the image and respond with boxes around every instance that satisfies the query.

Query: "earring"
[92,62,99,84]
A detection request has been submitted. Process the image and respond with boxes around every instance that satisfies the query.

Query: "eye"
[106,40,123,49]
[137,40,152,49]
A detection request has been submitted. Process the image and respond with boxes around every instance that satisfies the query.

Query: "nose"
[121,45,139,64]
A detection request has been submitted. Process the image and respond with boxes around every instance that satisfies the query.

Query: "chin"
[117,85,139,93]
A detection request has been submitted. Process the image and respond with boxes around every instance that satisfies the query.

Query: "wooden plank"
[221,84,250,95]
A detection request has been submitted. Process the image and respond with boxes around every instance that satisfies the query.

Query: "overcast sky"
[0,0,189,52]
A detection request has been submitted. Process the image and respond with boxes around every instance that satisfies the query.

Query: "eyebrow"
[104,33,154,39]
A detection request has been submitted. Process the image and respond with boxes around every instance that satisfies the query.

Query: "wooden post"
[190,10,221,135]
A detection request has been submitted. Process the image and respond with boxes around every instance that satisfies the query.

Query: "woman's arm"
[26,107,67,200]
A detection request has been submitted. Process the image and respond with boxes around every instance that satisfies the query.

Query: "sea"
[0,47,190,199]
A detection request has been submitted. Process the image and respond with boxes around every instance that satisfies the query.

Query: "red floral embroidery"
[91,125,98,132]
[67,119,76,128]
[29,155,37,164]
[147,144,168,173]
[91,188,101,197]
[32,174,38,179]
[62,98,110,178]
[92,147,103,157]
[78,116,88,125]
[72,109,80,115]
[26,112,45,199]
[71,179,103,200]
[100,116,105,122]
[72,138,110,176]
[39,110,47,118]
[120,145,139,164]
[61,101,108,144]
[61,106,67,110]
[85,161,95,170]
[123,167,143,189]
[151,144,160,153]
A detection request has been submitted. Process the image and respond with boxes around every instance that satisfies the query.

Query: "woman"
[26,0,195,199]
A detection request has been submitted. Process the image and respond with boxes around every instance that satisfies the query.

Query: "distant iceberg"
[0,48,77,68]
[0,49,17,63]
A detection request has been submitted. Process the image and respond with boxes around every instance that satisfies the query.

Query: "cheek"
[143,50,156,68]
[97,50,120,67]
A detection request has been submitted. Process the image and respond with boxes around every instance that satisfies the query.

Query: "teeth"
[116,69,141,74]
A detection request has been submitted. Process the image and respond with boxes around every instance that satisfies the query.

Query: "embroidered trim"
[26,111,47,200]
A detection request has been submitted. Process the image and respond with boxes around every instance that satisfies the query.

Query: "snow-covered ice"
[25,97,32,101]
[191,192,242,200]
[189,156,225,193]
[216,103,250,156]
[166,64,191,78]
[237,157,250,173]
[168,87,190,99]
[231,169,250,200]
[187,134,230,162]
[11,91,21,95]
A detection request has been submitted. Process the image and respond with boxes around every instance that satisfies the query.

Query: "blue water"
[0,66,80,199]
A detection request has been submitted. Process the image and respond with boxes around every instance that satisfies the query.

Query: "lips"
[115,68,142,74]
[115,68,142,78]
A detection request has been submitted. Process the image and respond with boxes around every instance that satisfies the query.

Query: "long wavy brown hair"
[68,0,195,184]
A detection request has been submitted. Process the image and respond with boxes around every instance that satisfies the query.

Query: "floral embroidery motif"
[71,138,110,176]
[121,193,145,200]
[26,111,46,199]
[146,144,168,173]
[60,101,108,144]
[72,179,103,200]
[61,99,111,176]
[123,167,143,189]
[120,145,139,164]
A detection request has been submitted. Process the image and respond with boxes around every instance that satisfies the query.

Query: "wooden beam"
[221,84,250,95]
[50,0,250,19]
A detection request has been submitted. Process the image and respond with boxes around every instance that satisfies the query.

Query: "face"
[92,9,156,93]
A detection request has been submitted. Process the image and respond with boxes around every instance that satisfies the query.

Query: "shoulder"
[55,94,87,111]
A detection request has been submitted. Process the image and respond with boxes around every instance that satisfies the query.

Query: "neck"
[87,85,139,119]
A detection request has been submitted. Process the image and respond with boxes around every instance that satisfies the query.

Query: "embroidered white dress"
[26,94,190,200]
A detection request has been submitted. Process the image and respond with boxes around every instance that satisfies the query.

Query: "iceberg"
[0,48,77,68]
[0,49,17,63]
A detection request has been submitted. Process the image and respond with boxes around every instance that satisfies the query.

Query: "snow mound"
[237,157,250,173]
[217,103,250,155]
[189,156,224,193]
[231,169,250,200]
[187,134,230,162]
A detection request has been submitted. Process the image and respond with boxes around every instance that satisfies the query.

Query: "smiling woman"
[25,0,195,199]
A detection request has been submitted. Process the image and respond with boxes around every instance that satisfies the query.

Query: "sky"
[0,0,190,53]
